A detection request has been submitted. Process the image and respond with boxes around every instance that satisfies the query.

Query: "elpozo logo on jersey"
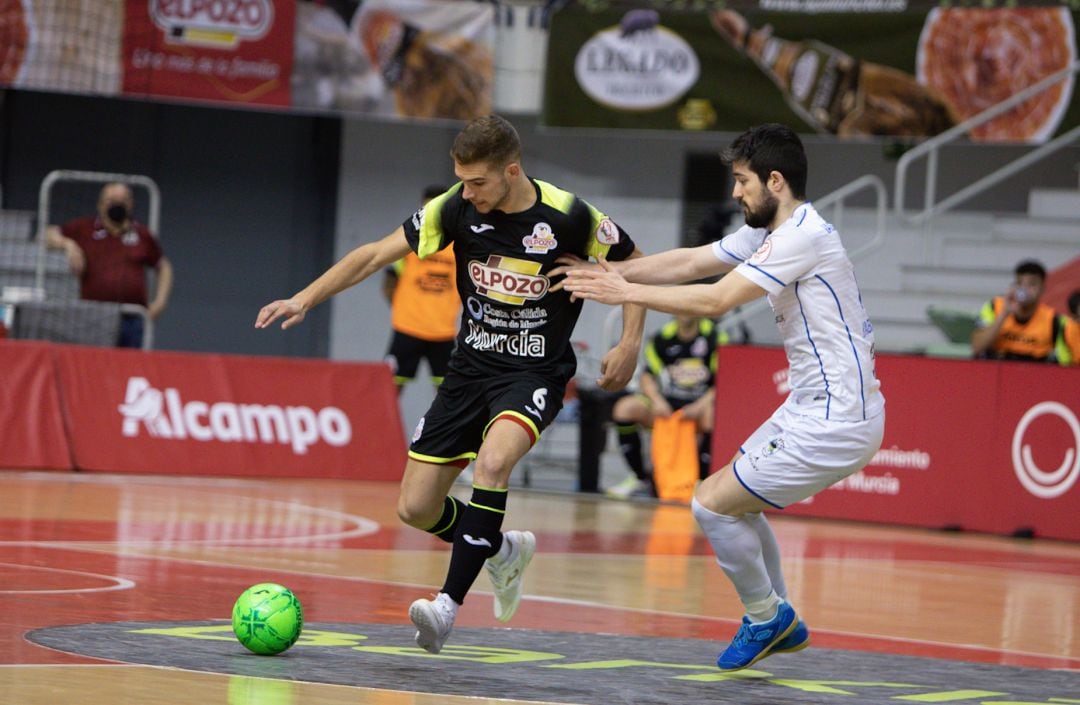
[522,223,558,254]
[574,17,700,110]
[118,377,351,455]
[151,0,274,49]
[469,255,549,305]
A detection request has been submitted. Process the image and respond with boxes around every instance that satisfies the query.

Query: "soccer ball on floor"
[231,583,304,655]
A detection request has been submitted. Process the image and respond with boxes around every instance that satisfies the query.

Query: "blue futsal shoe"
[771,617,810,654]
[717,601,798,671]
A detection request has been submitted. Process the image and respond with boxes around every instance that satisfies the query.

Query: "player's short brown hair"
[450,115,521,168]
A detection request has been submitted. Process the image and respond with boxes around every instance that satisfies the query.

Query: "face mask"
[106,203,129,223]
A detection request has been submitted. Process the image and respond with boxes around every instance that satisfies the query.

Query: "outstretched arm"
[256,227,412,330]
[551,243,731,289]
[564,258,766,318]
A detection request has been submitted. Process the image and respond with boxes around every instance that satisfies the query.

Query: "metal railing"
[894,61,1080,225]
[34,170,162,350]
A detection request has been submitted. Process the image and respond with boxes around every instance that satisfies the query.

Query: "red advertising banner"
[51,345,404,480]
[122,0,295,107]
[0,342,72,470]
[711,346,1080,541]
[984,363,1080,540]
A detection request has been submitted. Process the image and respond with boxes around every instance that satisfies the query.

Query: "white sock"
[691,498,775,614]
[744,512,788,600]
[492,533,512,562]
[436,592,461,615]
[744,591,782,623]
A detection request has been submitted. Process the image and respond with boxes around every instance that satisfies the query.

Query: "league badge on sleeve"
[750,239,773,264]
[596,218,620,245]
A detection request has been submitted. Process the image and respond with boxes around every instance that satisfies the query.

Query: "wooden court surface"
[2,470,1078,704]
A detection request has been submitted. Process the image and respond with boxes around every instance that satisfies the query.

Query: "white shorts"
[733,405,885,508]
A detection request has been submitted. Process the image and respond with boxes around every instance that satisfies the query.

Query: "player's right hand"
[255,299,307,330]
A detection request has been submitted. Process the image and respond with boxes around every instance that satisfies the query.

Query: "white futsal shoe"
[409,592,457,654]
[485,529,536,622]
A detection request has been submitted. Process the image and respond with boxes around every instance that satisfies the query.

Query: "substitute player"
[559,123,885,671]
[382,184,460,392]
[256,115,645,654]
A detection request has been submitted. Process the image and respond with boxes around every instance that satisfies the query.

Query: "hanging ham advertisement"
[544,1,1078,143]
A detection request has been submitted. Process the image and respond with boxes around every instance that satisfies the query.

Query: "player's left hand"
[548,254,590,292]
[597,340,637,391]
[563,257,634,304]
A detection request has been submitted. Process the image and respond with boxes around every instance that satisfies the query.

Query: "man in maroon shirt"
[46,182,173,348]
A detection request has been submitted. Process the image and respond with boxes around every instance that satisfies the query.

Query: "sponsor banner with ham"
[122,0,295,107]
[50,344,404,480]
[712,346,1080,541]
[0,341,72,470]
[546,2,1079,143]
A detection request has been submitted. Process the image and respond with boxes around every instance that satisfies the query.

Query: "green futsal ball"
[231,583,304,655]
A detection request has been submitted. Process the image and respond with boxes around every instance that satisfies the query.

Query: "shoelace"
[730,623,753,648]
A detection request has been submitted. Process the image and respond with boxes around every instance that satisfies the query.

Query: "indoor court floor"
[2,470,1078,704]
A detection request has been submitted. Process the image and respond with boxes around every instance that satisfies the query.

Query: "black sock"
[423,496,467,544]
[442,487,507,604]
[616,423,648,480]
[698,432,713,480]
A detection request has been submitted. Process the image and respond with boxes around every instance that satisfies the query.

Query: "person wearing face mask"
[45,182,173,348]
[970,259,1073,365]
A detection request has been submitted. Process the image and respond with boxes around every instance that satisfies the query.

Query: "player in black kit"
[256,115,645,653]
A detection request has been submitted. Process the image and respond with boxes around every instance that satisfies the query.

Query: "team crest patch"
[122,230,139,247]
[751,239,773,263]
[522,222,558,254]
[596,218,620,245]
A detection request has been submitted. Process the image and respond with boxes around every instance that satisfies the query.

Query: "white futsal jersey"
[712,203,884,422]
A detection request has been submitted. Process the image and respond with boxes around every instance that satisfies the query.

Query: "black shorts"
[385,331,455,383]
[408,369,567,466]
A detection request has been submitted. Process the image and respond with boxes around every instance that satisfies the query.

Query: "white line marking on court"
[7,542,1079,668]
[0,561,135,594]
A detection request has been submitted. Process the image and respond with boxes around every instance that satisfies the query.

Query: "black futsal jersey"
[644,318,724,408]
[402,179,636,379]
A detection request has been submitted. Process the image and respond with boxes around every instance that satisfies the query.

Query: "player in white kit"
[558,123,885,671]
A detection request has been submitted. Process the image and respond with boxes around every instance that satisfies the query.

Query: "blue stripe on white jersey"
[713,203,883,421]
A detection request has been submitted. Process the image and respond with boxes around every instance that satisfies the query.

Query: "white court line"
[4,473,1077,667]
[5,541,1078,669]
[0,561,135,594]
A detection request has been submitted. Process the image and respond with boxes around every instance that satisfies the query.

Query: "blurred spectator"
[607,315,727,498]
[971,259,1072,365]
[381,184,460,393]
[45,182,172,349]
[1064,289,1080,366]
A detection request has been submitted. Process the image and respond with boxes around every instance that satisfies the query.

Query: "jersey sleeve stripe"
[584,200,613,260]
[747,262,786,287]
[418,184,461,258]
[718,242,744,262]
[644,340,662,376]
[536,179,575,213]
